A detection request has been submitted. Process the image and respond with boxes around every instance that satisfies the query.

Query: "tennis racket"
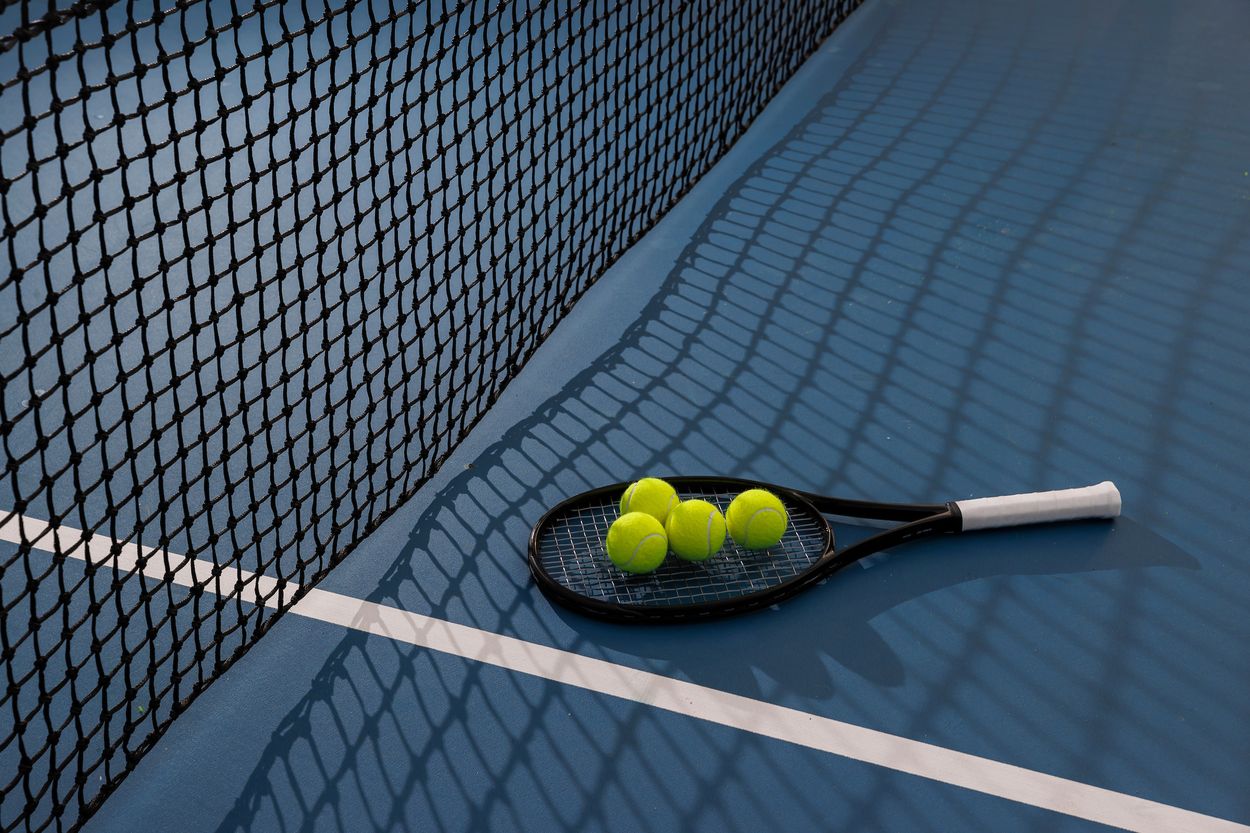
[528,476,1121,622]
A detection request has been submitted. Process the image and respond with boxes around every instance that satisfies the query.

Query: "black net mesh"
[0,0,862,829]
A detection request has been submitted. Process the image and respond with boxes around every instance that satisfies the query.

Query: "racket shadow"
[546,517,1193,696]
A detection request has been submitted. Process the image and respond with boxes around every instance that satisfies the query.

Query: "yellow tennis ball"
[605,512,668,574]
[726,489,788,550]
[664,499,727,561]
[619,477,678,524]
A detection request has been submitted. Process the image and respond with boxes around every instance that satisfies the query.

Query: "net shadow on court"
[198,2,1250,829]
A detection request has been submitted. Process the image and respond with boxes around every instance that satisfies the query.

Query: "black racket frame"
[528,476,964,623]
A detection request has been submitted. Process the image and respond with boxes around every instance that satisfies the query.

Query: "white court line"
[3,512,1246,833]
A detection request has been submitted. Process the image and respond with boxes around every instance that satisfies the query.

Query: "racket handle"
[954,481,1121,531]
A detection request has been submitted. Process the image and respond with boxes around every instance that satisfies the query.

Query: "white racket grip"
[955,481,1121,531]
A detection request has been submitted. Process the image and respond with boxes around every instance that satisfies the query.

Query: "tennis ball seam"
[666,500,725,560]
[620,479,678,522]
[621,532,666,568]
[743,506,784,546]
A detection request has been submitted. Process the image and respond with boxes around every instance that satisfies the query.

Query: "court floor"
[26,0,1250,829]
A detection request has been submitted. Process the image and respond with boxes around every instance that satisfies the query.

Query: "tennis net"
[0,0,861,829]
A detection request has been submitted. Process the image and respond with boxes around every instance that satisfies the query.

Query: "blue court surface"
[7,0,1250,830]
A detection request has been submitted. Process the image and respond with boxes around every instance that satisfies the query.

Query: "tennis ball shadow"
[544,517,1194,696]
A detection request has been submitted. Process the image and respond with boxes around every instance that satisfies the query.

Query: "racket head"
[528,476,835,622]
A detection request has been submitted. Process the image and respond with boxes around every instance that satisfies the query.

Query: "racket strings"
[535,486,829,608]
